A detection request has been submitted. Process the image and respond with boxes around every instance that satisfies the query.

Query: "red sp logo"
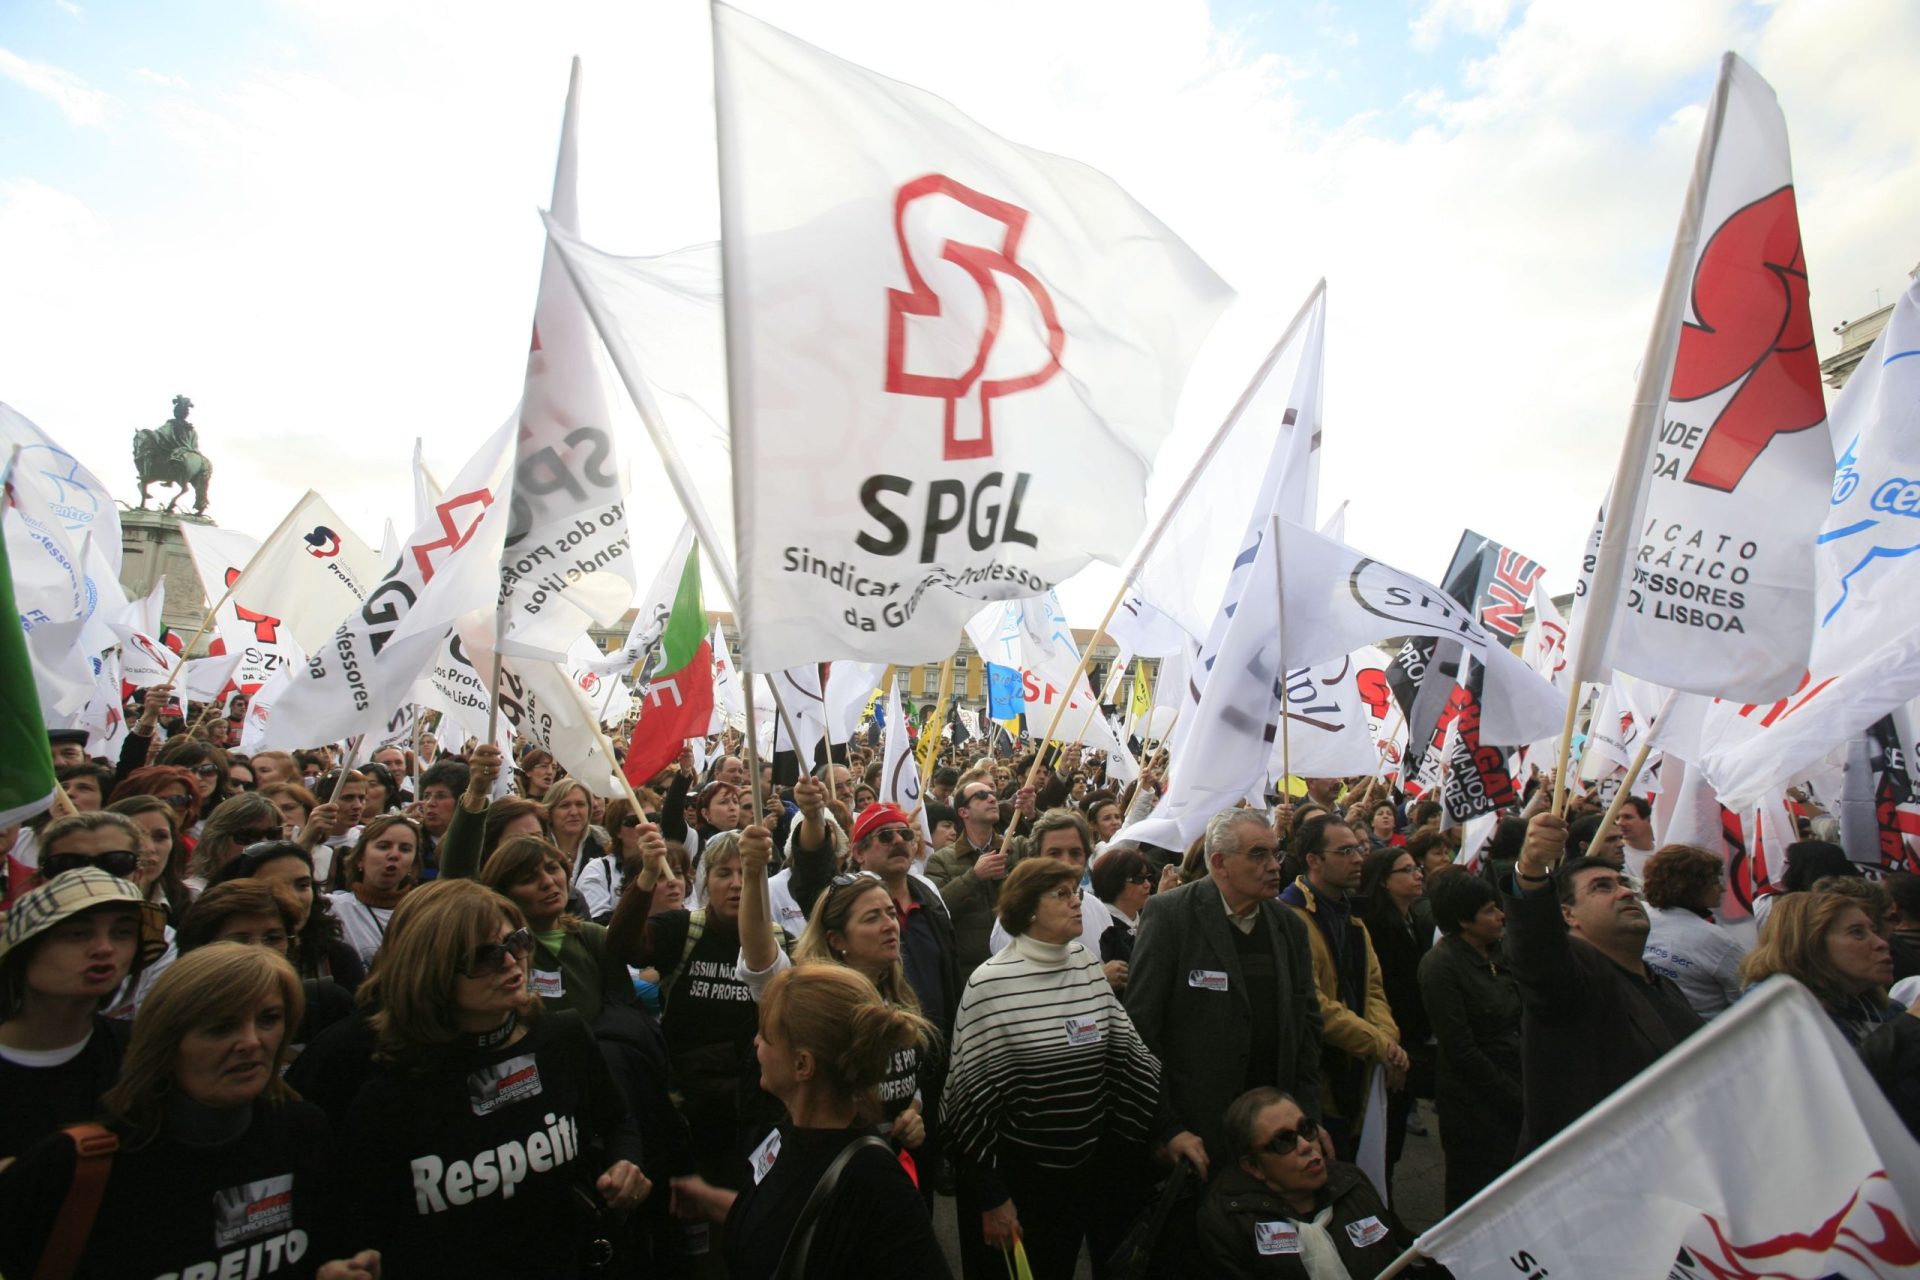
[885,174,1065,460]
[224,568,282,644]
[1670,186,1824,493]
[413,489,493,584]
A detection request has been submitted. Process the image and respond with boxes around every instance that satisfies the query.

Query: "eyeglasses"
[191,763,221,777]
[1324,843,1369,859]
[869,827,914,846]
[458,928,534,977]
[230,827,283,847]
[43,850,141,880]
[1041,885,1083,902]
[1261,1115,1321,1155]
[1388,865,1422,878]
[1126,874,1154,886]
[1240,845,1279,864]
[831,870,882,889]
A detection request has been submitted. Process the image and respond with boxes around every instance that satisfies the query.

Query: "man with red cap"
[849,801,961,1036]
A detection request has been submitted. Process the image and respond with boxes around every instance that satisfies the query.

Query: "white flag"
[1416,978,1920,1280]
[711,624,746,730]
[1271,647,1398,781]
[1104,591,1190,659]
[714,2,1230,669]
[175,524,303,695]
[4,473,100,715]
[824,661,888,741]
[179,493,380,654]
[260,418,516,748]
[497,58,635,661]
[878,676,923,813]
[456,614,626,798]
[1570,55,1830,702]
[582,524,694,679]
[0,403,122,575]
[770,664,827,765]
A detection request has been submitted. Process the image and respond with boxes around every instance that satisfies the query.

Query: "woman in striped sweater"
[941,858,1208,1279]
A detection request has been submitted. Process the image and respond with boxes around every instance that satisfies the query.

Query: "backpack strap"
[676,909,707,979]
[775,1135,890,1279]
[35,1123,118,1280]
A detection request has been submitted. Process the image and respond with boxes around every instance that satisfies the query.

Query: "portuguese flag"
[0,524,58,828]
[623,544,714,787]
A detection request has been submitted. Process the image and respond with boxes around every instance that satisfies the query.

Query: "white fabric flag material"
[456,614,626,798]
[259,418,516,749]
[1270,649,1395,782]
[824,661,888,742]
[5,477,100,715]
[497,58,635,661]
[715,2,1231,669]
[175,523,305,695]
[878,677,923,814]
[179,493,380,654]
[1570,55,1830,702]
[771,665,827,765]
[582,524,694,678]
[711,625,746,730]
[1416,978,1920,1280]
[1104,591,1190,659]
[0,403,122,575]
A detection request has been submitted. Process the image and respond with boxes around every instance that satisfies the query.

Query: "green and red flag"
[623,544,714,787]
[0,505,58,828]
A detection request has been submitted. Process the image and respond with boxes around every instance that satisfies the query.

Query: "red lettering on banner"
[412,489,494,584]
[885,174,1065,461]
[1481,548,1546,638]
[224,567,282,644]
[1731,670,1836,729]
[1670,187,1825,493]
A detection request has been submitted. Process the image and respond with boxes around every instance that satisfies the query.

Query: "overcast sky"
[3,0,1915,623]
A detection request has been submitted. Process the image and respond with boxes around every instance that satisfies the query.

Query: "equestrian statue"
[133,394,214,514]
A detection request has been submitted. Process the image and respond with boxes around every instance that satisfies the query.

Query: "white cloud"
[0,46,111,126]
[1411,0,1515,50]
[132,67,189,89]
[54,0,83,19]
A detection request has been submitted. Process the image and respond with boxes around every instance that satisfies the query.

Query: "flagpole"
[1587,689,1677,849]
[740,668,768,824]
[920,655,956,788]
[326,735,366,804]
[1271,515,1292,785]
[169,490,319,674]
[559,666,653,820]
[1553,54,1735,815]
[1019,281,1330,795]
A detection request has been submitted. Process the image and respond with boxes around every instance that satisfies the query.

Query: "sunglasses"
[620,815,643,828]
[230,827,283,847]
[1262,1115,1321,1155]
[1126,874,1154,886]
[869,827,914,846]
[230,780,256,792]
[1041,885,1083,903]
[458,928,534,977]
[160,793,194,810]
[43,850,141,880]
[831,870,881,889]
[191,763,221,777]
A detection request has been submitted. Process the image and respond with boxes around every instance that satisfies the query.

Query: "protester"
[55,761,113,812]
[925,778,1023,971]
[1358,845,1433,1173]
[1504,812,1702,1154]
[1641,843,1748,1019]
[544,776,610,884]
[337,880,648,1275]
[156,737,231,819]
[213,840,365,992]
[184,792,284,891]
[0,944,381,1280]
[1417,871,1522,1211]
[578,793,646,923]
[1091,845,1155,968]
[839,800,961,1033]
[0,868,167,1159]
[322,813,423,967]
[987,810,1119,983]
[106,764,203,836]
[1197,1087,1419,1279]
[107,794,194,922]
[1886,873,1920,981]
[1281,816,1403,1156]
[1615,795,1658,879]
[518,745,558,796]
[413,757,469,876]
[943,857,1199,1279]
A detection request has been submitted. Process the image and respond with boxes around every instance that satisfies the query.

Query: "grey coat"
[1125,877,1324,1166]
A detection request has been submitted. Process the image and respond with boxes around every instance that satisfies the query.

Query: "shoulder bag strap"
[774,1135,890,1280]
[35,1123,119,1280]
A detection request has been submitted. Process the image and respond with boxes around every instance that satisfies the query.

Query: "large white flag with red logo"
[713,3,1231,669]
[254,419,516,749]
[496,58,635,662]
[1417,978,1920,1280]
[1570,54,1830,702]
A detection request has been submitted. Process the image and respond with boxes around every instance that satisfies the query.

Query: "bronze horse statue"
[133,394,213,515]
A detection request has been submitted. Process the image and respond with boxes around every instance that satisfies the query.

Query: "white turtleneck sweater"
[940,932,1164,1205]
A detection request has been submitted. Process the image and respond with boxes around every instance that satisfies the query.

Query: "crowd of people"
[2,682,1918,1279]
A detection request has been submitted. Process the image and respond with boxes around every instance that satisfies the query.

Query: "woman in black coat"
[1417,871,1523,1211]
[1359,847,1434,1174]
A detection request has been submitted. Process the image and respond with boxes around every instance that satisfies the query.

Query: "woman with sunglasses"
[183,793,286,893]
[338,880,648,1277]
[106,765,203,840]
[227,756,258,795]
[1198,1086,1416,1279]
[0,868,167,1160]
[942,857,1195,1279]
[155,737,232,824]
[0,943,382,1280]
[108,794,195,922]
[215,841,366,993]
[323,814,423,968]
[1091,846,1156,969]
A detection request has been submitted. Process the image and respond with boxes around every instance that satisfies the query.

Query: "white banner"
[0,402,122,575]
[1272,646,1400,781]
[1416,979,1920,1279]
[714,2,1230,668]
[878,676,923,814]
[1571,55,1831,702]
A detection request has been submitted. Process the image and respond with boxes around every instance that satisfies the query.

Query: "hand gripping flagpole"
[1553,54,1734,816]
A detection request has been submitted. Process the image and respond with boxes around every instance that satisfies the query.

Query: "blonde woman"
[338,880,647,1276]
[543,778,611,885]
[0,944,380,1279]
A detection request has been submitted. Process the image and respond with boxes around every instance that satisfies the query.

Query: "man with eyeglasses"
[1126,808,1326,1176]
[925,779,1035,971]
[846,802,960,1034]
[1197,1086,1416,1276]
[1505,811,1701,1156]
[1281,815,1406,1159]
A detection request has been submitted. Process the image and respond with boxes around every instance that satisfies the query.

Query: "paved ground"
[931,1100,1447,1275]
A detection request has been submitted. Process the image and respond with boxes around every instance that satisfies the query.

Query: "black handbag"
[775,1135,891,1279]
[1105,1157,1204,1280]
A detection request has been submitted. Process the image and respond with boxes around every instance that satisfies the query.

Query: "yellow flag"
[916,656,956,782]
[1129,658,1151,731]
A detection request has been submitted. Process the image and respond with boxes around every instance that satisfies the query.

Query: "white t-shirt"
[329,890,393,966]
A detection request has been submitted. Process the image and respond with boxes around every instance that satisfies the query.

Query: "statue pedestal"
[119,508,214,640]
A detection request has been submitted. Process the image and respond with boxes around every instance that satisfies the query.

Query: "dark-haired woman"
[1359,846,1433,1177]
[1417,872,1521,1210]
[721,965,947,1277]
[1091,846,1155,968]
[109,793,194,922]
[323,814,423,968]
[338,880,648,1277]
[214,841,366,993]
[0,944,380,1278]
[179,875,355,1052]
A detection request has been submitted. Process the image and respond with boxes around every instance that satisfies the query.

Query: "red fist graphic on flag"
[885,175,1065,460]
[1670,186,1824,493]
